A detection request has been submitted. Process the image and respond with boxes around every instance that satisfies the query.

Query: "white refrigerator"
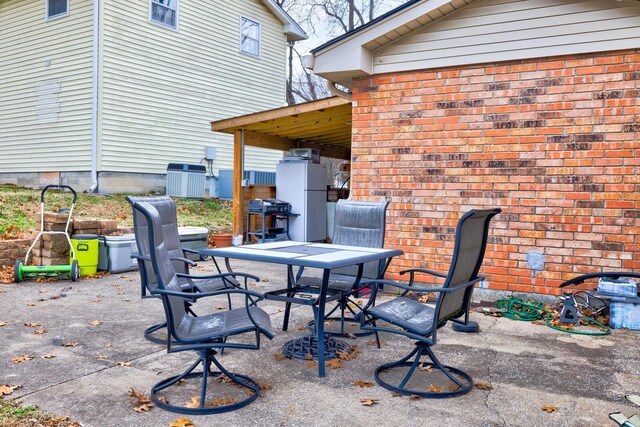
[276,161,327,242]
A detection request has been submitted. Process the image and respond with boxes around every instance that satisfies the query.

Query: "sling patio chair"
[291,200,390,338]
[130,200,275,415]
[358,208,501,398]
[126,196,240,344]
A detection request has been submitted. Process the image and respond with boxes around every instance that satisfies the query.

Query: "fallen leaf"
[303,353,313,361]
[353,380,374,388]
[274,353,286,361]
[258,382,272,391]
[133,403,153,413]
[62,342,79,347]
[261,277,270,282]
[49,294,61,300]
[24,322,42,327]
[449,384,461,392]
[327,359,343,369]
[169,418,195,427]
[157,396,169,404]
[418,363,434,372]
[542,406,558,413]
[129,388,151,404]
[95,354,108,359]
[296,325,307,331]
[41,354,56,359]
[367,340,386,347]
[475,382,493,390]
[90,320,103,326]
[215,374,233,384]
[305,360,317,368]
[185,396,201,409]
[215,306,226,310]
[360,398,379,406]
[428,384,445,393]
[26,303,36,307]
[408,394,422,400]
[39,289,48,293]
[11,355,34,363]
[0,384,21,396]
[208,396,238,407]
[418,294,429,303]
[34,329,46,334]
[0,321,8,327]
[336,351,351,360]
[117,361,131,367]
[105,343,113,348]
[391,392,402,397]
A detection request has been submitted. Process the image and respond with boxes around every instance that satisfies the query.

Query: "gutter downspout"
[327,80,352,101]
[89,0,99,192]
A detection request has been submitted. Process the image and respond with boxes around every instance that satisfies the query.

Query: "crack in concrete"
[14,347,165,400]
[479,317,507,427]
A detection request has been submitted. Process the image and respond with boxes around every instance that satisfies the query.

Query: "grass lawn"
[0,185,233,240]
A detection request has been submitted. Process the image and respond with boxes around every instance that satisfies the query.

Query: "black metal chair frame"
[126,196,240,344]
[289,200,390,339]
[359,208,501,398]
[131,200,275,415]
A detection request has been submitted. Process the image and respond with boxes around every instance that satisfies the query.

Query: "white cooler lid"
[101,233,136,241]
[178,226,209,235]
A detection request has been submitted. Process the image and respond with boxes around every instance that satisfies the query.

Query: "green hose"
[495,297,610,336]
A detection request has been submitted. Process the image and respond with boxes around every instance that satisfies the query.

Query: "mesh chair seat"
[296,274,356,293]
[179,306,274,342]
[367,297,435,336]
[182,276,237,293]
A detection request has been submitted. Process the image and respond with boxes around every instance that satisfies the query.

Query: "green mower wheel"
[71,260,79,282]
[14,260,22,283]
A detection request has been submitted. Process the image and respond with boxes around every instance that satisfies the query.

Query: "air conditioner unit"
[166,163,206,198]
[218,170,276,199]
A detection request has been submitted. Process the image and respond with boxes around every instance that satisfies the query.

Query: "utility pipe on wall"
[89,0,99,192]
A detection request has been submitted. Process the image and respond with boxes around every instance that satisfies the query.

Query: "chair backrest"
[436,208,501,325]
[130,200,190,341]
[126,196,188,292]
[331,200,389,279]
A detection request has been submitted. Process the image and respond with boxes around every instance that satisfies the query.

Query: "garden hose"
[495,297,610,336]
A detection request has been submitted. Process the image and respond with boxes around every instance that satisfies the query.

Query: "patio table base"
[282,334,352,360]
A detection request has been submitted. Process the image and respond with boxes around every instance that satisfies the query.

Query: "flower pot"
[212,233,233,248]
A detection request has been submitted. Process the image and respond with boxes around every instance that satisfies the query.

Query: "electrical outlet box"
[204,146,216,160]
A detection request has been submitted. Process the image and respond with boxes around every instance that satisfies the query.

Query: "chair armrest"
[361,277,483,294]
[399,268,447,279]
[176,272,260,283]
[182,247,198,254]
[131,253,150,262]
[560,272,640,288]
[151,287,266,301]
[170,256,197,267]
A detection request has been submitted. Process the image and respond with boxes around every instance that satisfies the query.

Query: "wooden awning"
[210,96,353,236]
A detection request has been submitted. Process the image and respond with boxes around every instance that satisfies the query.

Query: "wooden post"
[233,129,244,236]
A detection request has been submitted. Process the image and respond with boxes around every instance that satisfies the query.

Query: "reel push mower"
[14,185,80,283]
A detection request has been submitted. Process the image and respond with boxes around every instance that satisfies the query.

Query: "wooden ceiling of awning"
[210,96,353,160]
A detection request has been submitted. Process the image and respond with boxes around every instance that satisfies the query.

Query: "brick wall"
[350,49,640,295]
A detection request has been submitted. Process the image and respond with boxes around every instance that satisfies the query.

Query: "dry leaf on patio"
[0,321,8,327]
[408,394,422,400]
[542,406,558,413]
[208,396,238,407]
[215,306,226,310]
[169,418,195,427]
[296,325,307,331]
[95,355,108,359]
[418,363,434,372]
[49,294,61,300]
[261,277,270,282]
[327,359,343,369]
[185,396,201,409]
[133,403,154,413]
[90,320,103,326]
[428,384,445,393]
[360,398,379,406]
[26,303,36,307]
[24,322,42,327]
[0,384,21,396]
[215,374,233,384]
[474,382,493,390]
[418,294,430,303]
[34,329,46,334]
[157,397,169,404]
[352,380,374,388]
[303,353,313,360]
[258,382,272,391]
[274,353,286,361]
[117,361,131,367]
[336,351,351,360]
[129,388,151,404]
[391,392,403,397]
[11,355,34,363]
[532,320,546,326]
[105,343,113,348]
[305,360,317,368]
[449,384,461,392]
[62,342,79,347]
[41,354,56,359]
[367,340,386,347]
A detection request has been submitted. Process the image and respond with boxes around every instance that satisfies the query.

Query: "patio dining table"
[199,241,404,377]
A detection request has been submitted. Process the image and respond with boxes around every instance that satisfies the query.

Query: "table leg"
[282,265,296,331]
[316,268,330,377]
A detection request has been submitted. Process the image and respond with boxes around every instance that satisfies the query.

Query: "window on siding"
[46,0,68,20]
[150,0,178,30]
[240,17,260,57]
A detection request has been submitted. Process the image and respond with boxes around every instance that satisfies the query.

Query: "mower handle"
[41,185,77,203]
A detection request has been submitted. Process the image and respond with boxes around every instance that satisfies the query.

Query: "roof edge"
[262,0,308,42]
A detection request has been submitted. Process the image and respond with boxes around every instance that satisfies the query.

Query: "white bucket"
[232,235,243,246]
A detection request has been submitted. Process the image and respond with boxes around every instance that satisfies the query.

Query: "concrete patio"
[1,259,639,426]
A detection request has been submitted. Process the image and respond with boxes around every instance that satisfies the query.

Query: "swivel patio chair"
[126,196,240,344]
[290,200,389,337]
[358,208,501,398]
[130,200,275,415]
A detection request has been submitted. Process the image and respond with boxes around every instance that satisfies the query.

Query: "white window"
[150,0,178,30]
[240,17,260,57]
[46,0,68,20]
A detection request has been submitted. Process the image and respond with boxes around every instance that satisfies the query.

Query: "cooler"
[98,234,139,273]
[178,227,209,260]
